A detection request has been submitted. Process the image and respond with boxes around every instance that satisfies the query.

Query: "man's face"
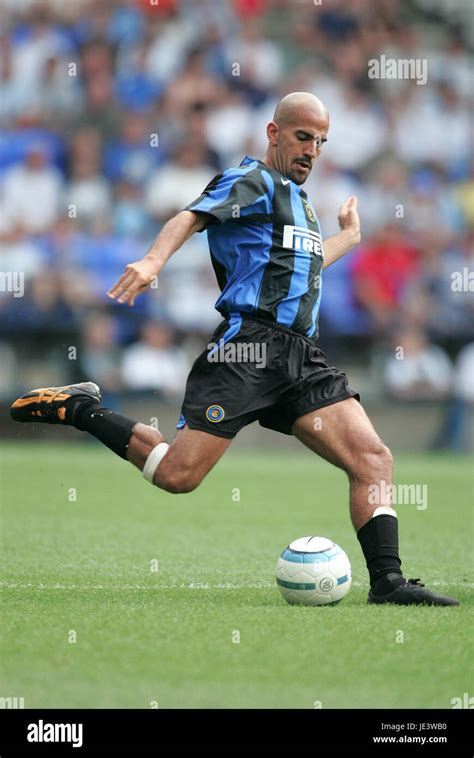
[268,108,329,185]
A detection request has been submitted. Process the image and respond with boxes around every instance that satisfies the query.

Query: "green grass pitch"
[1,441,472,709]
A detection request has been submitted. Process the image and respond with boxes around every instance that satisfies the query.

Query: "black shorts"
[177,314,359,439]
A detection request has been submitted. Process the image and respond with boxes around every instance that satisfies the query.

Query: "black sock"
[357,514,405,595]
[74,401,137,460]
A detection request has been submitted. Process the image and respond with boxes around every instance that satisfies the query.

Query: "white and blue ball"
[276,536,351,606]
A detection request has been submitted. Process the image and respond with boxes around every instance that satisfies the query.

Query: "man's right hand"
[107,258,159,306]
[107,210,206,305]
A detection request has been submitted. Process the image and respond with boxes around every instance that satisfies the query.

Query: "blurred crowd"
[0,0,472,429]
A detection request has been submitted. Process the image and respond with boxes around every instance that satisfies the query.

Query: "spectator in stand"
[406,167,465,239]
[145,142,215,223]
[77,72,120,141]
[308,158,360,236]
[453,343,474,405]
[2,143,63,234]
[120,321,189,398]
[433,343,474,452]
[112,179,152,238]
[456,161,474,225]
[29,56,83,127]
[185,105,221,171]
[115,42,163,111]
[103,111,161,185]
[392,82,470,171]
[402,230,474,341]
[0,37,80,124]
[225,20,283,103]
[6,2,71,92]
[144,0,193,84]
[358,157,409,237]
[65,146,111,230]
[164,46,226,118]
[2,270,76,335]
[204,88,254,167]
[352,223,420,333]
[319,86,386,172]
[80,312,123,398]
[384,327,453,401]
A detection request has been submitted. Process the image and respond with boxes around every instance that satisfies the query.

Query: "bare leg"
[126,423,232,494]
[292,398,393,530]
[126,422,166,468]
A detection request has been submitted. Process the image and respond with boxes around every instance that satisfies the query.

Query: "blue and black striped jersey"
[186,155,324,338]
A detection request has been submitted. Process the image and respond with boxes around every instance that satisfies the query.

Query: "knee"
[349,440,393,480]
[153,464,200,494]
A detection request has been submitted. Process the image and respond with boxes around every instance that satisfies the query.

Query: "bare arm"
[108,210,207,305]
[322,196,361,270]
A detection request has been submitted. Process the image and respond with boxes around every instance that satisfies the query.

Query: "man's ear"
[266,121,278,146]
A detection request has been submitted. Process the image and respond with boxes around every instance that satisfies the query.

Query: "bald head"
[264,92,329,185]
[273,92,328,129]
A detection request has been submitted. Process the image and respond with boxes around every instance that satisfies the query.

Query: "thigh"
[292,397,385,470]
[163,425,233,482]
[180,317,290,438]
[259,341,359,436]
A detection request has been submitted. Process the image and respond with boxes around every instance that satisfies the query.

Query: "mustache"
[294,158,312,166]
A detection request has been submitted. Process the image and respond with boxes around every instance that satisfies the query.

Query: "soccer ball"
[276,536,351,606]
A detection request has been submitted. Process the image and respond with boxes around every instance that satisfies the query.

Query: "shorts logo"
[206,405,225,423]
[304,201,316,222]
[282,225,322,257]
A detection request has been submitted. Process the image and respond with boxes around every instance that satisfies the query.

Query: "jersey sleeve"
[184,168,271,228]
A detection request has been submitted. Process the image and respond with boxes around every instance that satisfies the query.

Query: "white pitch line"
[0,581,273,591]
[0,581,472,591]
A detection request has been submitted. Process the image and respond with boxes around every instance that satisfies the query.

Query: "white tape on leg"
[143,443,169,484]
[372,506,397,518]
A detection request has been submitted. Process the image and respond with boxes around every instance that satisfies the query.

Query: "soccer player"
[11,92,458,606]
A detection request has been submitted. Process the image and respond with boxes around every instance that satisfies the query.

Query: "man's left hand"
[338,196,361,244]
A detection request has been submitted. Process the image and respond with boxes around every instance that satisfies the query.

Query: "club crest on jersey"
[206,405,225,423]
[282,225,323,257]
[304,201,316,222]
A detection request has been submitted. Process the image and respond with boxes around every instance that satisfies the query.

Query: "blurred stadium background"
[1,0,473,451]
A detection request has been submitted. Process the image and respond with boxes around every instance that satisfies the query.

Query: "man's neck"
[261,156,282,176]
